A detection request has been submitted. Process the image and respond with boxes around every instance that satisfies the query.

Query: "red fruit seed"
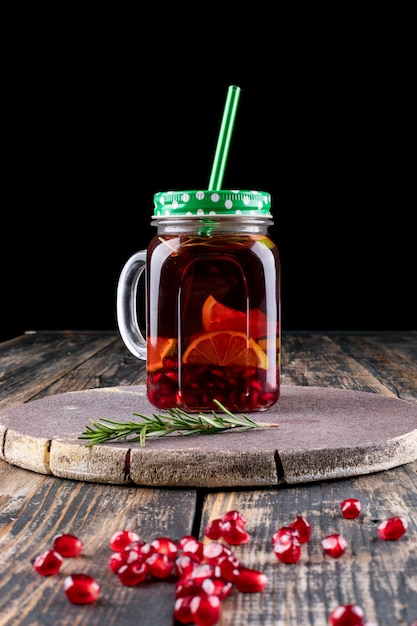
[190,594,221,626]
[377,516,408,540]
[63,574,100,604]
[53,533,84,557]
[33,550,63,576]
[328,603,365,625]
[233,566,268,593]
[321,534,348,558]
[109,529,140,552]
[340,498,362,519]
[288,515,313,543]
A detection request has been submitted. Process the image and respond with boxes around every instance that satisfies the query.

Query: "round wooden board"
[1,385,417,487]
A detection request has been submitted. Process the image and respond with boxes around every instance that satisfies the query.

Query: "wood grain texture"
[1,384,417,486]
[1,331,416,625]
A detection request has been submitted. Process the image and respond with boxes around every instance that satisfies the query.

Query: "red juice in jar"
[144,190,280,412]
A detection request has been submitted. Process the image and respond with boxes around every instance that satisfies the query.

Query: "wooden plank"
[281,331,417,399]
[0,332,120,411]
[0,459,197,626]
[328,332,417,403]
[200,459,417,626]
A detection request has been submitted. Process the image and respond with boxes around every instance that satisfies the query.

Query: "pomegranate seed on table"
[117,560,148,586]
[145,551,175,578]
[233,566,269,593]
[272,527,301,563]
[179,536,205,560]
[340,498,362,519]
[175,552,201,579]
[52,533,83,557]
[220,520,251,545]
[377,516,408,540]
[33,550,63,576]
[220,510,247,527]
[189,593,222,626]
[109,529,140,552]
[321,534,348,558]
[328,603,365,625]
[174,595,194,624]
[203,510,250,545]
[214,554,240,581]
[204,518,224,540]
[202,541,232,563]
[149,536,179,560]
[288,514,313,543]
[63,573,101,604]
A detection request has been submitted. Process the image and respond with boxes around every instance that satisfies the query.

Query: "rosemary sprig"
[79,399,278,447]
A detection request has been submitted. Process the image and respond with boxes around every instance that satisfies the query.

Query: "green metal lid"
[153,190,272,217]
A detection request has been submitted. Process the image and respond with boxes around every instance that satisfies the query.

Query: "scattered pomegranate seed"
[221,520,250,545]
[288,514,313,543]
[233,566,269,593]
[52,533,84,557]
[204,518,224,540]
[149,536,179,560]
[272,527,301,563]
[328,603,365,625]
[340,499,362,519]
[321,534,348,558]
[203,510,250,546]
[175,552,201,579]
[220,510,247,527]
[202,541,232,563]
[145,551,175,578]
[117,560,148,586]
[189,593,222,626]
[63,573,100,604]
[377,516,408,540]
[179,536,205,560]
[109,529,140,552]
[174,595,194,624]
[33,549,63,576]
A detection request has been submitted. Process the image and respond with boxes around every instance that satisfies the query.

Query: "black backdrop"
[1,8,415,343]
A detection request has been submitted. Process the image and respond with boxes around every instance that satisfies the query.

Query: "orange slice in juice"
[182,330,268,369]
[202,295,247,333]
[202,295,275,339]
[147,337,177,372]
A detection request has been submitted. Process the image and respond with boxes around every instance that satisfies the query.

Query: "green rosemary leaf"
[79,400,278,447]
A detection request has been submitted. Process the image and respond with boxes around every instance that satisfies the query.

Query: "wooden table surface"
[0,330,416,626]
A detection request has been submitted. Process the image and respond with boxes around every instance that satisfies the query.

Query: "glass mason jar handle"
[116,250,147,360]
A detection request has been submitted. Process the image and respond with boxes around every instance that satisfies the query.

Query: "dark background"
[1,8,415,343]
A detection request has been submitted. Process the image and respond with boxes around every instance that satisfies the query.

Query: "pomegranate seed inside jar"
[52,533,83,557]
[63,573,100,604]
[377,516,408,540]
[33,549,63,576]
[340,498,362,519]
[321,534,348,558]
[328,603,365,625]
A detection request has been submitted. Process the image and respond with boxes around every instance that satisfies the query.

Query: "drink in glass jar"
[117,190,280,412]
